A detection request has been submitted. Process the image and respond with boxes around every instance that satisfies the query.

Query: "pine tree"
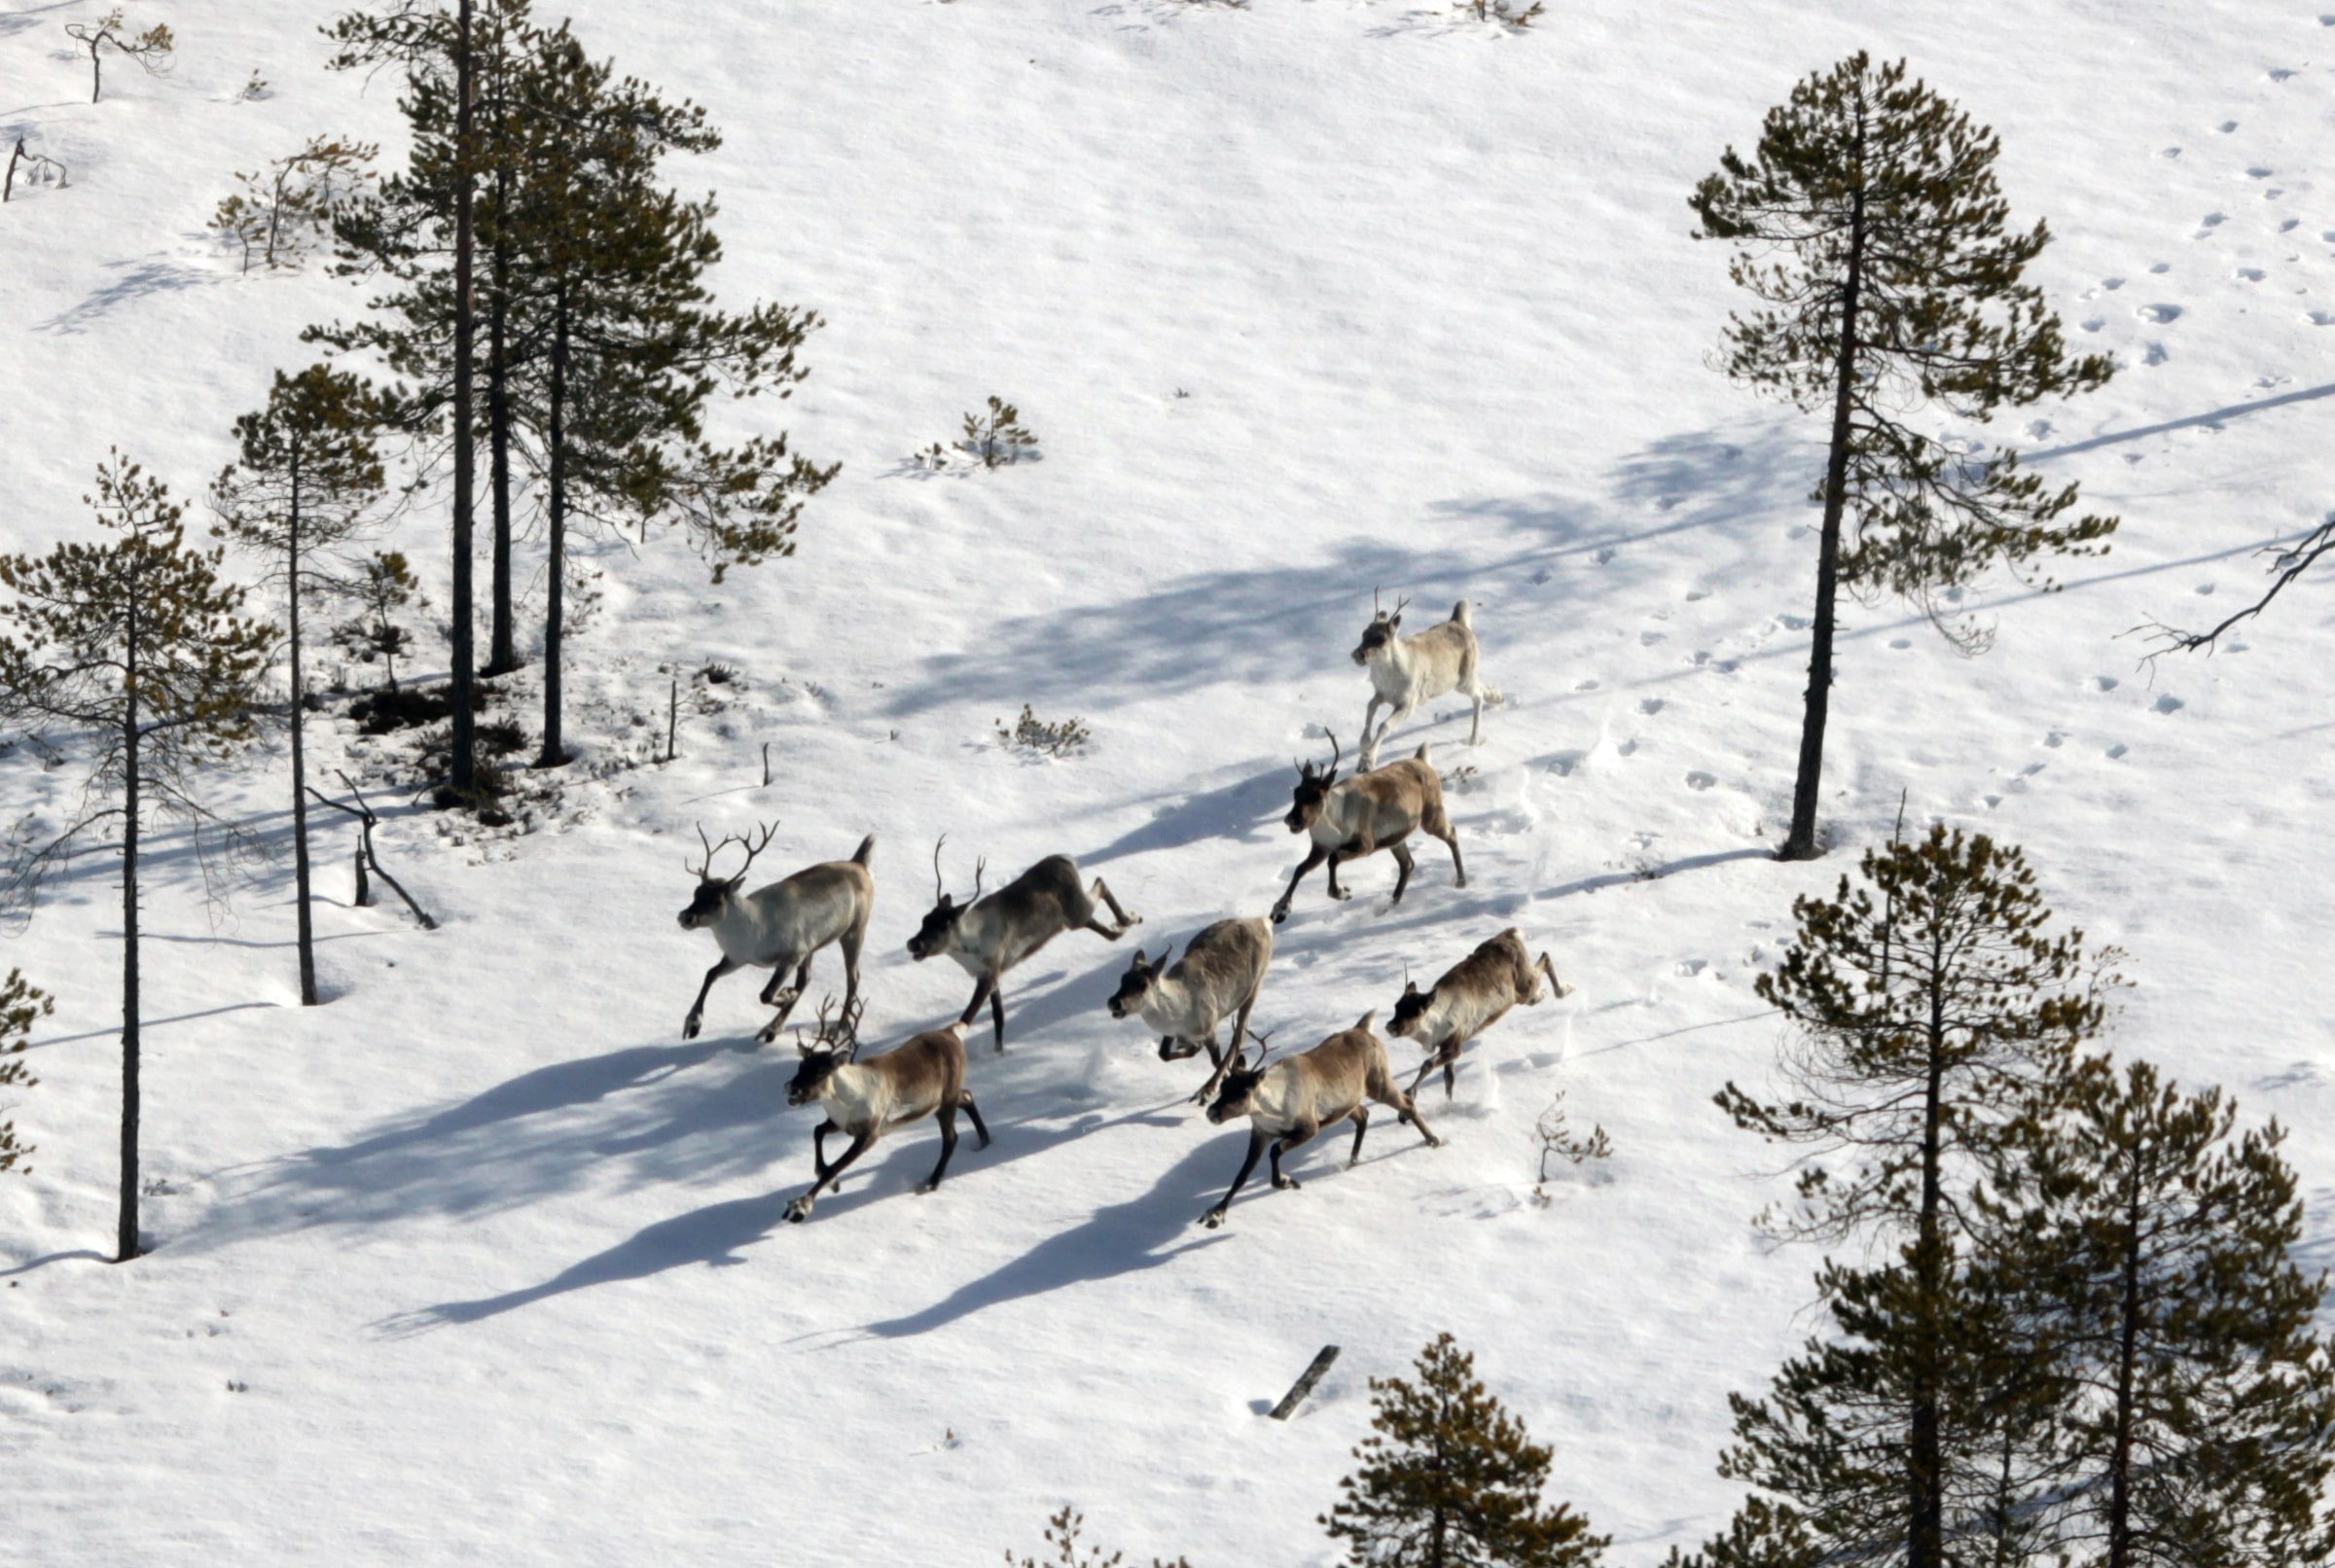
[1690,54,2116,860]
[1709,826,2112,1568]
[0,969,53,1177]
[318,0,490,803]
[333,550,424,690]
[2002,1059,2335,1567]
[0,454,274,1261]
[1323,1334,1608,1568]
[213,364,397,1007]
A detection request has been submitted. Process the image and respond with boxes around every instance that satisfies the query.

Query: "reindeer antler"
[1321,729,1342,778]
[931,834,950,904]
[808,993,868,1058]
[969,855,987,904]
[1241,1023,1278,1072]
[694,818,779,882]
[1391,593,1410,618]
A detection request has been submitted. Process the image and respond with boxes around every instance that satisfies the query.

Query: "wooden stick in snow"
[1270,1344,1341,1421]
[305,773,437,930]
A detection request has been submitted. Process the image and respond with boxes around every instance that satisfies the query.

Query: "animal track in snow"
[1547,749,1587,776]
[1639,630,1667,646]
[2245,167,2274,179]
[1638,697,1665,716]
[1594,547,1615,565]
[1616,738,1639,758]
[2237,267,2266,282]
[2045,731,2066,748]
[1888,637,1913,650]
[2309,311,2335,328]
[2216,120,2239,132]
[2197,215,2225,232]
[2082,317,2106,333]
[2149,261,2172,273]
[2143,342,2170,366]
[2269,68,2298,82]
[2107,742,2130,760]
[2280,218,2301,233]
[2093,674,2121,692]
[2153,694,2185,714]
[1684,770,1715,791]
[2141,303,2183,322]
[1573,677,1599,692]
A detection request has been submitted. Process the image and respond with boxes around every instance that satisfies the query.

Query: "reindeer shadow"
[1081,762,1288,867]
[860,1134,1233,1338]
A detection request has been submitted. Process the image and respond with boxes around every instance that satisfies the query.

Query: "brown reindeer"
[1271,731,1464,924]
[908,839,1140,1051]
[1197,1012,1440,1229]
[1388,929,1571,1099]
[782,1000,989,1224]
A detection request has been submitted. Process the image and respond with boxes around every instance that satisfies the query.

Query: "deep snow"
[2,1,2333,1563]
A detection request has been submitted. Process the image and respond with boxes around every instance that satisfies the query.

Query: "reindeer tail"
[852,834,877,868]
[1451,599,1472,627]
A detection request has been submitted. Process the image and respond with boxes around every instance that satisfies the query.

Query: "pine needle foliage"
[0,969,52,1177]
[62,9,173,104]
[1689,53,2114,858]
[212,136,377,275]
[2000,1059,2335,1567]
[333,551,424,690]
[213,365,397,1007]
[0,453,274,1260]
[1324,1334,1608,1568]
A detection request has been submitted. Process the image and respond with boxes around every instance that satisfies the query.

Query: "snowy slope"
[2,0,2333,1562]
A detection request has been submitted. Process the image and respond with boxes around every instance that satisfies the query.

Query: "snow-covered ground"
[3,0,2332,1561]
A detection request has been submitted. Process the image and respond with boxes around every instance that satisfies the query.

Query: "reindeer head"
[906,836,986,959]
[784,996,864,1105]
[1203,1027,1277,1123]
[1387,967,1437,1039]
[1284,731,1344,833]
[1107,944,1174,1020]
[677,820,778,930]
[1350,590,1408,666]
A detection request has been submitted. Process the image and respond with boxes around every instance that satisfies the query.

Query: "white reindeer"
[676,824,874,1046]
[1352,593,1500,768]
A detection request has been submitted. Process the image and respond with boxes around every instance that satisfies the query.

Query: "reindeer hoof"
[682,1016,702,1041]
[1330,888,1353,902]
[916,1182,939,1195]
[1274,1175,1302,1191]
[1199,1207,1228,1229]
[784,1196,813,1224]
[1270,907,1289,926]
[754,1024,779,1047]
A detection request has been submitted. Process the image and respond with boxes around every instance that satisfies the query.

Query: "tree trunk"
[485,169,517,677]
[1907,925,1949,1568]
[2106,1155,2143,1568]
[117,603,141,1264]
[447,0,480,798]
[537,287,569,769]
[1779,187,1866,861]
[289,470,317,1007]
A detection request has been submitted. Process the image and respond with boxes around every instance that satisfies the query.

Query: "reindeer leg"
[1191,1026,1236,1105]
[1201,1127,1270,1229]
[958,1090,992,1149]
[811,1119,840,1178]
[1407,1051,1438,1099]
[683,956,742,1040]
[1443,1044,1461,1101]
[1533,951,1569,1001]
[1390,1085,1442,1149]
[1387,840,1416,906]
[788,1128,876,1222]
[1432,819,1467,890]
[1087,877,1140,936]
[1347,1106,1372,1166]
[921,1106,960,1194]
[757,958,814,1046]
[1271,843,1331,925]
[1270,1119,1322,1190]
[989,982,1009,1054]
[959,973,994,1029]
[1359,695,1385,767]
[1328,837,1373,902]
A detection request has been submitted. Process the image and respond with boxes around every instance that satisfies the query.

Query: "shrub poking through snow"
[997,704,1091,757]
[211,136,377,274]
[959,397,1038,468]
[1457,0,1546,24]
[3,138,68,203]
[0,969,52,1177]
[62,10,173,104]
[1324,1333,1609,1567]
[1535,1090,1610,1178]
[1007,1506,1192,1568]
[333,552,425,693]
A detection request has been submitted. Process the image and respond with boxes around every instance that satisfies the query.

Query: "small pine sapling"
[1324,1334,1609,1567]
[212,136,378,274]
[62,10,174,104]
[958,396,1038,468]
[1007,1506,1193,1568]
[4,138,69,204]
[333,552,424,692]
[0,969,52,1177]
[237,69,269,102]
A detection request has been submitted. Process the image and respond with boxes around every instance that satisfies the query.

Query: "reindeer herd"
[673,595,1571,1229]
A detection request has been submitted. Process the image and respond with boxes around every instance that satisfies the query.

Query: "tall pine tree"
[1690,54,2115,860]
[1707,826,2112,1568]
[1323,1333,1607,1568]
[2002,1059,2335,1567]
[0,454,274,1260]
[213,364,396,1007]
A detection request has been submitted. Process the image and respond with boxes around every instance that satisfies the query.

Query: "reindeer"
[1106,917,1273,1103]
[782,999,989,1223]
[1352,592,1500,769]
[1388,929,1572,1099]
[907,839,1141,1052]
[1271,731,1464,925]
[675,824,874,1046]
[1197,1012,1440,1229]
